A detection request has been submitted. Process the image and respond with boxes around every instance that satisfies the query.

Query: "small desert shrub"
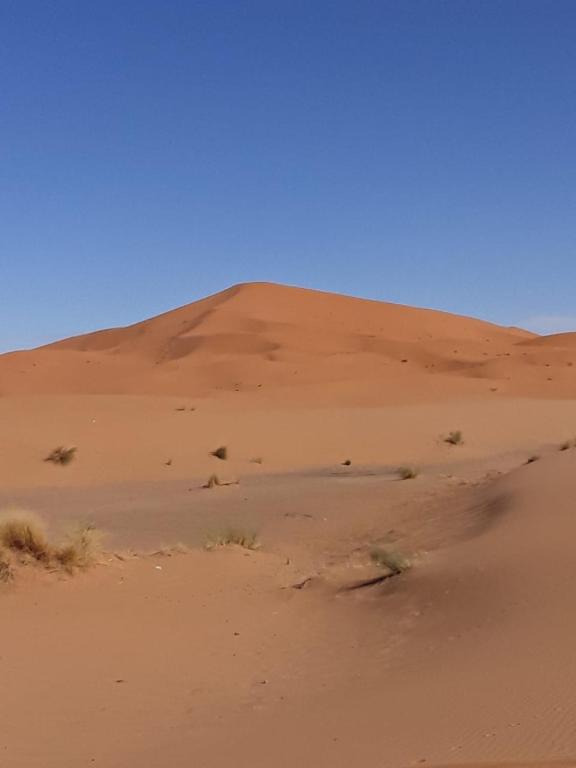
[45,446,77,466]
[526,454,540,464]
[250,457,263,465]
[342,459,352,466]
[370,547,411,575]
[0,512,101,575]
[206,530,260,551]
[444,430,463,446]
[211,446,228,461]
[0,513,50,561]
[203,474,239,489]
[397,466,418,480]
[54,526,101,571]
[559,439,576,452]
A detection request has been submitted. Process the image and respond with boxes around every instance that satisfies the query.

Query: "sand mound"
[46,282,530,357]
[517,332,576,348]
[189,450,576,765]
[0,282,541,402]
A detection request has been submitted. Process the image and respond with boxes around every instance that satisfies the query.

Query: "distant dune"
[518,331,576,348]
[6,281,575,403]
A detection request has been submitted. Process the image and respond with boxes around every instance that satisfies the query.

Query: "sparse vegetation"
[559,439,576,451]
[444,430,463,446]
[526,455,540,464]
[0,513,50,561]
[53,526,101,571]
[397,466,418,480]
[342,459,352,466]
[44,446,77,466]
[203,473,222,489]
[202,474,239,489]
[250,457,263,464]
[370,547,411,575]
[211,446,228,461]
[0,511,101,577]
[205,530,260,551]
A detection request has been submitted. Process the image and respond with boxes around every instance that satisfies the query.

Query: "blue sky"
[1,0,575,351]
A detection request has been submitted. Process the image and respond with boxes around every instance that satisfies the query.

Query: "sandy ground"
[1,284,576,767]
[2,394,576,489]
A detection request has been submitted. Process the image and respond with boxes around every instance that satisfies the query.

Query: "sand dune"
[2,282,575,403]
[1,282,554,402]
[46,282,531,355]
[518,332,576,348]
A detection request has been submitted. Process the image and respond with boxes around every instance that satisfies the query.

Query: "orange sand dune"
[1,282,549,402]
[47,282,531,354]
[517,332,576,348]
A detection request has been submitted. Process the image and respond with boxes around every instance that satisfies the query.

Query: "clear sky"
[2,0,575,351]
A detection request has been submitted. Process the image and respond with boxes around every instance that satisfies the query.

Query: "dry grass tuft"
[0,511,102,576]
[444,430,464,446]
[202,474,239,489]
[205,530,260,551]
[370,547,411,575]
[0,512,50,561]
[54,526,102,571]
[45,446,77,466]
[397,466,418,480]
[211,446,228,461]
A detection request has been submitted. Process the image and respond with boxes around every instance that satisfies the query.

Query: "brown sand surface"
[1,284,576,767]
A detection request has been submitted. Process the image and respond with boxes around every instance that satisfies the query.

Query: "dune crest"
[6,282,572,402]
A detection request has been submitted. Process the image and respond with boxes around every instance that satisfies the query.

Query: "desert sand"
[1,282,576,768]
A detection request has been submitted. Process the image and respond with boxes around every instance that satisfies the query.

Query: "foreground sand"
[2,446,576,767]
[2,284,576,767]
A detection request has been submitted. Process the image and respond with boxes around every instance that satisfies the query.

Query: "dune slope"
[0,282,549,402]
